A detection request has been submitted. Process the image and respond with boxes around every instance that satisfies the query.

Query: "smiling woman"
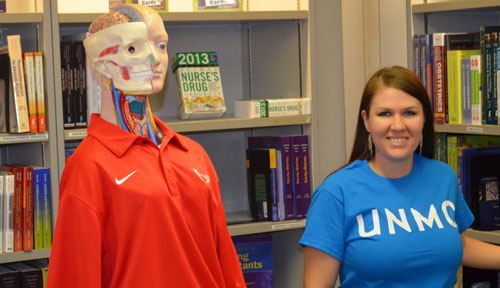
[298,66,500,288]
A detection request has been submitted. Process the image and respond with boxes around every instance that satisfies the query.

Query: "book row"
[0,166,51,253]
[412,29,500,125]
[0,35,46,134]
[0,259,48,288]
[247,135,311,222]
[435,134,500,231]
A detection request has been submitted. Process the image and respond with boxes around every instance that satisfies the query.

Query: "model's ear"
[91,59,113,79]
[361,110,370,133]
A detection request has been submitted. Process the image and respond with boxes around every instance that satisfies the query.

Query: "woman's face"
[362,86,425,166]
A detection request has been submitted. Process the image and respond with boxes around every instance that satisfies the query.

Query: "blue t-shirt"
[300,154,474,288]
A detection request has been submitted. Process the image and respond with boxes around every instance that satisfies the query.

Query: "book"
[173,52,226,119]
[432,33,447,124]
[248,136,293,220]
[60,41,75,129]
[32,167,43,250]
[234,100,268,118]
[4,262,44,288]
[421,34,433,105]
[291,135,311,219]
[469,149,500,230]
[461,58,472,124]
[0,175,4,253]
[446,49,479,124]
[470,55,483,125]
[447,135,458,174]
[480,26,500,125]
[20,166,34,251]
[25,259,48,288]
[0,53,9,133]
[413,34,421,80]
[434,133,447,163]
[6,35,30,133]
[463,266,499,288]
[0,166,23,252]
[246,148,278,221]
[40,167,51,248]
[0,265,20,287]
[33,52,46,132]
[0,173,14,253]
[0,1,5,13]
[73,41,87,128]
[233,234,273,288]
[23,52,37,133]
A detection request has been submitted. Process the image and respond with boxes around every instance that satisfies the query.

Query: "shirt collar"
[87,114,189,157]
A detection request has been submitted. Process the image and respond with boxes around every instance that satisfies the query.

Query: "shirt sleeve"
[299,182,345,262]
[454,180,475,234]
[47,193,102,288]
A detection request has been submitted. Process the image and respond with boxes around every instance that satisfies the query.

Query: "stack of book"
[0,165,52,253]
[246,135,311,222]
[0,259,48,287]
[413,29,500,125]
[0,35,46,134]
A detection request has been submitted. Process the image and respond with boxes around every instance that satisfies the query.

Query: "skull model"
[83,22,155,94]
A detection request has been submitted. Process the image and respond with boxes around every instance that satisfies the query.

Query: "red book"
[433,33,447,124]
[0,165,24,251]
[21,166,34,251]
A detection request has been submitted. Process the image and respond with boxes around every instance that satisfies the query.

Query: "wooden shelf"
[64,115,311,140]
[228,219,306,236]
[0,13,43,23]
[466,229,500,244]
[59,10,308,24]
[434,124,500,136]
[0,249,50,264]
[413,0,500,14]
[0,132,49,144]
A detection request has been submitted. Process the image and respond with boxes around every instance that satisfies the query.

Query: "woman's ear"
[361,110,370,133]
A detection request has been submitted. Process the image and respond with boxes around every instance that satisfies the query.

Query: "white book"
[266,98,311,117]
[234,100,267,118]
[0,173,13,253]
[23,52,37,133]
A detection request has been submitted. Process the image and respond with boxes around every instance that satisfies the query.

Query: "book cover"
[4,262,43,288]
[0,166,23,252]
[23,52,37,133]
[0,53,9,133]
[469,150,500,231]
[73,41,87,128]
[60,41,75,129]
[446,49,480,124]
[32,167,43,250]
[0,173,14,253]
[33,52,46,132]
[233,234,273,288]
[470,55,482,125]
[7,35,30,133]
[432,33,447,124]
[461,58,472,124]
[248,136,293,220]
[246,149,278,221]
[25,259,48,288]
[173,52,226,120]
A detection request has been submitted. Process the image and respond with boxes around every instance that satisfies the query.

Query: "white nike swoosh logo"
[115,170,137,185]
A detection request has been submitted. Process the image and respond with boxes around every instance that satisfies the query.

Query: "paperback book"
[233,234,273,288]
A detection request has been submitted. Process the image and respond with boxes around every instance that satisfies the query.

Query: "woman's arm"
[304,246,340,288]
[462,233,500,269]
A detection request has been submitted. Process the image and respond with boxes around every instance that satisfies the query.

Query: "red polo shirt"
[47,114,246,288]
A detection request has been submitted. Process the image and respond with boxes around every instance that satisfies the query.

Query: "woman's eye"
[378,112,390,117]
[157,43,166,50]
[404,111,416,116]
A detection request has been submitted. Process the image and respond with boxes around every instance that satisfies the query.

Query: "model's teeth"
[390,138,406,143]
[130,70,153,79]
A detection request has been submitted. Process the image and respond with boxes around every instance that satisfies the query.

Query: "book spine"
[425,34,434,106]
[0,175,4,253]
[291,136,302,219]
[266,98,311,117]
[414,34,421,79]
[275,150,285,221]
[299,136,311,218]
[23,166,33,251]
[462,58,472,124]
[470,55,482,125]
[41,168,51,248]
[433,33,446,124]
[23,52,37,133]
[33,52,46,132]
[492,32,499,125]
[269,149,279,221]
[73,41,87,128]
[33,168,43,250]
[7,35,30,133]
[2,174,13,253]
[484,32,495,124]
[12,167,23,251]
[60,42,75,128]
[447,50,460,124]
[447,135,458,175]
[420,34,427,88]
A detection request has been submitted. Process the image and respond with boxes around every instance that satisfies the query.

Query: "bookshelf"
[412,0,500,245]
[0,0,60,264]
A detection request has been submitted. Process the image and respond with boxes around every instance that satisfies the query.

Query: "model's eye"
[128,46,136,54]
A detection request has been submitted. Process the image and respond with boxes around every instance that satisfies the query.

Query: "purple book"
[233,234,273,288]
[291,135,311,219]
[248,136,293,220]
